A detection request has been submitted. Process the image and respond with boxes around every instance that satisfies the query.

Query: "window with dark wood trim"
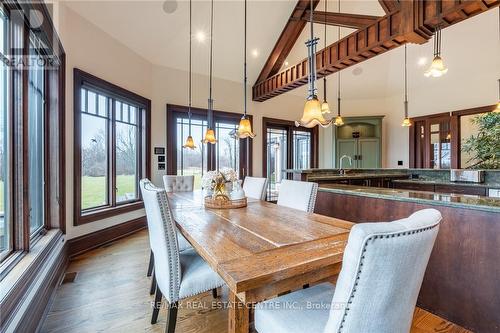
[262,117,318,201]
[408,105,497,169]
[166,104,252,187]
[73,69,151,225]
[0,1,65,268]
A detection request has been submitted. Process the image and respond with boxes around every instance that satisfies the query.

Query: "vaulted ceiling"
[61,0,499,101]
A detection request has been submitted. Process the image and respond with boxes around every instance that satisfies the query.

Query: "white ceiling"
[60,0,499,100]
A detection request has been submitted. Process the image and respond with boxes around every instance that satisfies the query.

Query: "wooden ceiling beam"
[255,0,320,85]
[301,11,381,30]
[252,0,500,102]
[378,0,400,14]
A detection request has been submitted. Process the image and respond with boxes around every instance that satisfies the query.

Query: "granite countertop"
[308,173,409,181]
[319,184,500,213]
[393,179,500,189]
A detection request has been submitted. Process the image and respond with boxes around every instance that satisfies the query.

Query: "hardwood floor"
[41,230,472,333]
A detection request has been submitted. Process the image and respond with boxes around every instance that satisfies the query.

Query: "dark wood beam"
[378,0,400,14]
[255,0,320,85]
[253,0,500,102]
[302,11,381,30]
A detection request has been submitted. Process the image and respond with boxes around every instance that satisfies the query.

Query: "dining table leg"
[228,291,249,333]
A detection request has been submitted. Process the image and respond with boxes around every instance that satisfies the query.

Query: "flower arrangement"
[201,168,238,200]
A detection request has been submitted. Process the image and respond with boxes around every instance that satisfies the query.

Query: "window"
[74,69,151,225]
[263,118,318,201]
[409,105,498,169]
[0,1,65,266]
[1,7,10,260]
[175,116,208,189]
[28,37,45,235]
[167,105,252,189]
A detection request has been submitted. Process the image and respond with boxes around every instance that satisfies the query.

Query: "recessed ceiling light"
[162,0,178,14]
[195,31,206,43]
[252,49,259,58]
[417,57,428,67]
[284,61,289,66]
[352,67,363,76]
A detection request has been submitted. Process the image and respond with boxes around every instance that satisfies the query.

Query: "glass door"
[263,119,317,201]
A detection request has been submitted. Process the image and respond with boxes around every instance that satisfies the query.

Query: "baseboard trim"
[67,217,147,258]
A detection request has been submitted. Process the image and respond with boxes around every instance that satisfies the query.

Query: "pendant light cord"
[244,0,247,117]
[323,0,327,101]
[308,0,316,97]
[208,0,214,129]
[404,43,409,118]
[337,0,341,117]
[188,0,192,136]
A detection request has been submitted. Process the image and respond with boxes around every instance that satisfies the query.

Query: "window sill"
[0,229,62,294]
[75,201,144,226]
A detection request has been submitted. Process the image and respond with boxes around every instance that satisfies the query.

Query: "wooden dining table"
[167,190,353,333]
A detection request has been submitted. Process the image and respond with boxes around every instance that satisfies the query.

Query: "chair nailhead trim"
[337,223,439,332]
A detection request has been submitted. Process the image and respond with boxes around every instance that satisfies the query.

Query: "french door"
[263,118,318,201]
[167,105,252,189]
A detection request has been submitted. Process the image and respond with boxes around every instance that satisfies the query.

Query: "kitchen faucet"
[339,155,352,175]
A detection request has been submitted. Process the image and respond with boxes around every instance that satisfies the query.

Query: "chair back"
[163,175,194,192]
[324,209,442,333]
[276,179,318,213]
[140,179,181,303]
[243,176,268,200]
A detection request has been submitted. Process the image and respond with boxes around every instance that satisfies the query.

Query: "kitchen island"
[297,171,500,333]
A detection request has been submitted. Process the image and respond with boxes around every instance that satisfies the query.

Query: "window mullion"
[110,98,116,207]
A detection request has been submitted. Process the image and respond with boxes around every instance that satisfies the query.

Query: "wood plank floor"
[41,230,472,333]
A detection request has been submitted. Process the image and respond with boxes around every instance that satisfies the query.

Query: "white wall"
[57,5,153,239]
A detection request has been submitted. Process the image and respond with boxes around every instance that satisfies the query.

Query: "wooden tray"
[204,196,247,209]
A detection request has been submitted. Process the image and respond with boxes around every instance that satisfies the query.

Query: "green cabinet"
[334,117,383,169]
[337,138,380,168]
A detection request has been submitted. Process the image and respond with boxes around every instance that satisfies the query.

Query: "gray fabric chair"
[140,179,225,333]
[147,176,193,281]
[163,175,194,192]
[255,208,442,333]
[276,179,318,213]
[243,176,268,200]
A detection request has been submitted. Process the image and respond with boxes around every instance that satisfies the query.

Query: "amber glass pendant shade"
[296,96,332,128]
[334,115,344,126]
[183,135,197,149]
[321,100,331,114]
[237,116,255,138]
[202,128,217,144]
[401,117,412,127]
[425,56,448,78]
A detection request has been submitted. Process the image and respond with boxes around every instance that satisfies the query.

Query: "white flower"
[220,168,237,182]
[201,168,238,189]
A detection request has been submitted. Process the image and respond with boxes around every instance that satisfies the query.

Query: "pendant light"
[402,44,411,127]
[295,0,332,128]
[202,0,217,144]
[183,0,197,149]
[333,0,344,127]
[320,0,330,114]
[237,0,256,139]
[425,25,448,78]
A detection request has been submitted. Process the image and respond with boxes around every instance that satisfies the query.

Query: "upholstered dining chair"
[276,179,318,213]
[163,175,194,192]
[254,208,442,333]
[243,176,268,200]
[140,179,225,333]
[146,176,193,291]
